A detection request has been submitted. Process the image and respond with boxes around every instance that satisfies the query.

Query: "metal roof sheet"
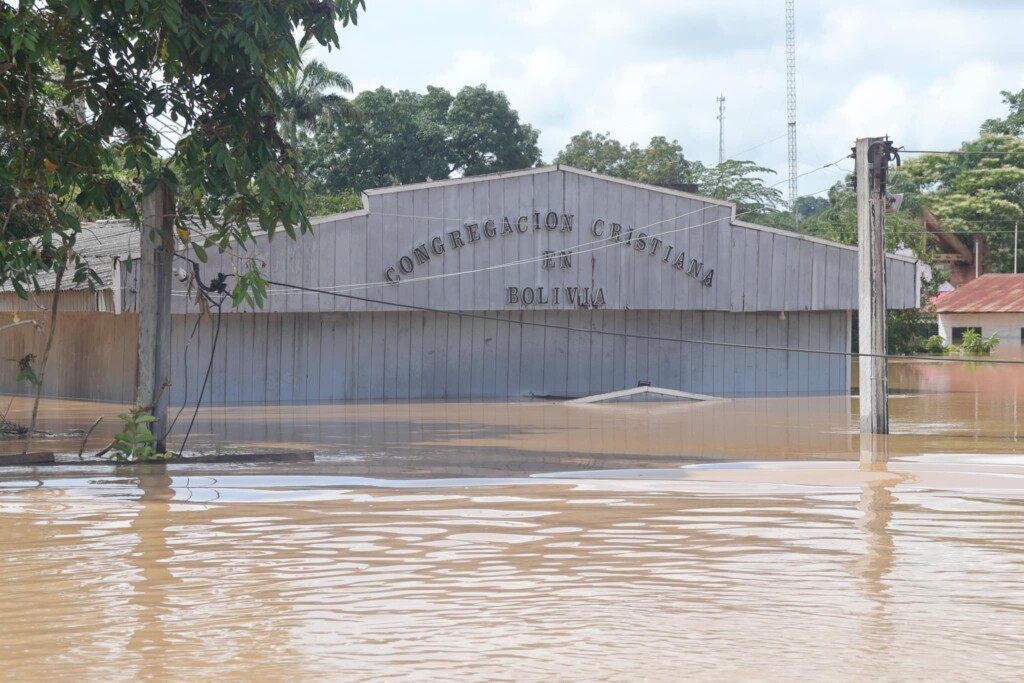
[934,274,1024,313]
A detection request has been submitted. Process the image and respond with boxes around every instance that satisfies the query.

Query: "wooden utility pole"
[137,183,175,451]
[855,137,890,435]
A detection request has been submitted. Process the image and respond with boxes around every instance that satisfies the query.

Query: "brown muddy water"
[2,350,1024,681]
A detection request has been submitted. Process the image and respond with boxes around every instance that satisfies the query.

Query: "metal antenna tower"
[785,0,798,228]
[716,95,726,165]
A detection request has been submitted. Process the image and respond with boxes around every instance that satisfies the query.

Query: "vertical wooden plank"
[239,313,256,403]
[410,189,429,312]
[488,180,505,311]
[307,315,323,401]
[756,231,774,311]
[349,215,368,313]
[368,312,385,399]
[713,312,726,395]
[356,313,373,399]
[383,309,399,399]
[603,180,622,310]
[563,170,580,301]
[502,176,521,312]
[755,312,768,396]
[797,240,814,311]
[519,311,543,397]
[426,188,445,309]
[363,196,385,313]
[825,246,841,310]
[766,311,784,395]
[783,237,800,312]
[588,309,605,394]
[471,312,487,399]
[397,311,413,401]
[444,313,460,399]
[662,310,681,390]
[471,181,489,311]
[342,314,356,400]
[811,243,827,310]
[381,193,401,311]
[838,249,856,310]
[786,313,800,394]
[770,235,787,312]
[290,314,307,402]
[330,218,348,314]
[600,309,616,391]
[429,311,445,399]
[493,310,509,399]
[506,311,522,398]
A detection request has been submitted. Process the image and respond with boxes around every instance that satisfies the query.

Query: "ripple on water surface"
[2,460,1024,682]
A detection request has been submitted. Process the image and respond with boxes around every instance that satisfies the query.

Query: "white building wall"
[938,312,1024,344]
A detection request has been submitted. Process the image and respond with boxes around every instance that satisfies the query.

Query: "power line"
[263,277,1024,366]
[725,133,788,162]
[901,149,1024,156]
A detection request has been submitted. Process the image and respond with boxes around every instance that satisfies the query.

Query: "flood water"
[2,350,1024,681]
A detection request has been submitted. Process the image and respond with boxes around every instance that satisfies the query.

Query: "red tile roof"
[934,274,1024,313]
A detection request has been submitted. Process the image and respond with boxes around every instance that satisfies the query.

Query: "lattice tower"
[785,0,798,227]
[716,95,726,165]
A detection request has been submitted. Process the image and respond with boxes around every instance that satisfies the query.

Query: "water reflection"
[2,469,1024,681]
[127,471,174,679]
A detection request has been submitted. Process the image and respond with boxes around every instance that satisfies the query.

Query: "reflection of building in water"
[0,167,917,403]
[125,474,311,680]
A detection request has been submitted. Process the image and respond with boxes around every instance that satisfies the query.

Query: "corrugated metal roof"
[934,274,1024,313]
[2,217,264,294]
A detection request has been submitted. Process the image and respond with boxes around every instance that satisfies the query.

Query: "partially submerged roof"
[934,274,1024,314]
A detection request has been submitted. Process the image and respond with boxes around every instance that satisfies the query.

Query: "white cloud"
[321,0,1024,195]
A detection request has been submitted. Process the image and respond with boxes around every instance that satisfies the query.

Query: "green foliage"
[232,263,268,309]
[305,189,363,215]
[980,89,1024,137]
[446,85,542,177]
[921,335,948,354]
[689,160,784,218]
[555,131,694,187]
[796,195,828,219]
[15,354,38,386]
[898,133,1024,273]
[272,44,355,150]
[555,132,782,216]
[1,0,366,305]
[108,413,172,462]
[304,84,540,193]
[955,329,1000,355]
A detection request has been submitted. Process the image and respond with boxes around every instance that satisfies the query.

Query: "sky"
[312,0,1024,197]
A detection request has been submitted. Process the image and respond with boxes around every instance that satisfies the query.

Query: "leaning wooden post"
[136,182,175,451]
[855,137,889,435]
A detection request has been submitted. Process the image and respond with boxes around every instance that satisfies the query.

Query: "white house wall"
[938,312,1024,344]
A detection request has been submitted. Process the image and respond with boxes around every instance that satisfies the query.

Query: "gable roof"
[934,274,1024,313]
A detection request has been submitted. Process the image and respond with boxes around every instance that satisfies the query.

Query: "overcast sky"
[313,0,1024,197]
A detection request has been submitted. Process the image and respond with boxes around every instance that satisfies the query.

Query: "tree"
[898,134,1024,272]
[980,89,1024,138]
[795,195,828,219]
[303,84,540,193]
[554,132,693,186]
[446,85,541,177]
[689,159,783,218]
[553,131,627,176]
[273,45,355,150]
[1,0,366,299]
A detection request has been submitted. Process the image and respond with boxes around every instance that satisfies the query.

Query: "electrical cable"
[178,296,225,455]
[901,149,1024,156]
[263,277,1024,366]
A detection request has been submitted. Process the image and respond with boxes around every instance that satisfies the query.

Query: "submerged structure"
[0,165,919,403]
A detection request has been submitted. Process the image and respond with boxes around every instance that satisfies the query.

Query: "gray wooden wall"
[0,309,850,403]
[120,168,918,316]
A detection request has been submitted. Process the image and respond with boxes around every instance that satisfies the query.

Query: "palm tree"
[273,46,354,148]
